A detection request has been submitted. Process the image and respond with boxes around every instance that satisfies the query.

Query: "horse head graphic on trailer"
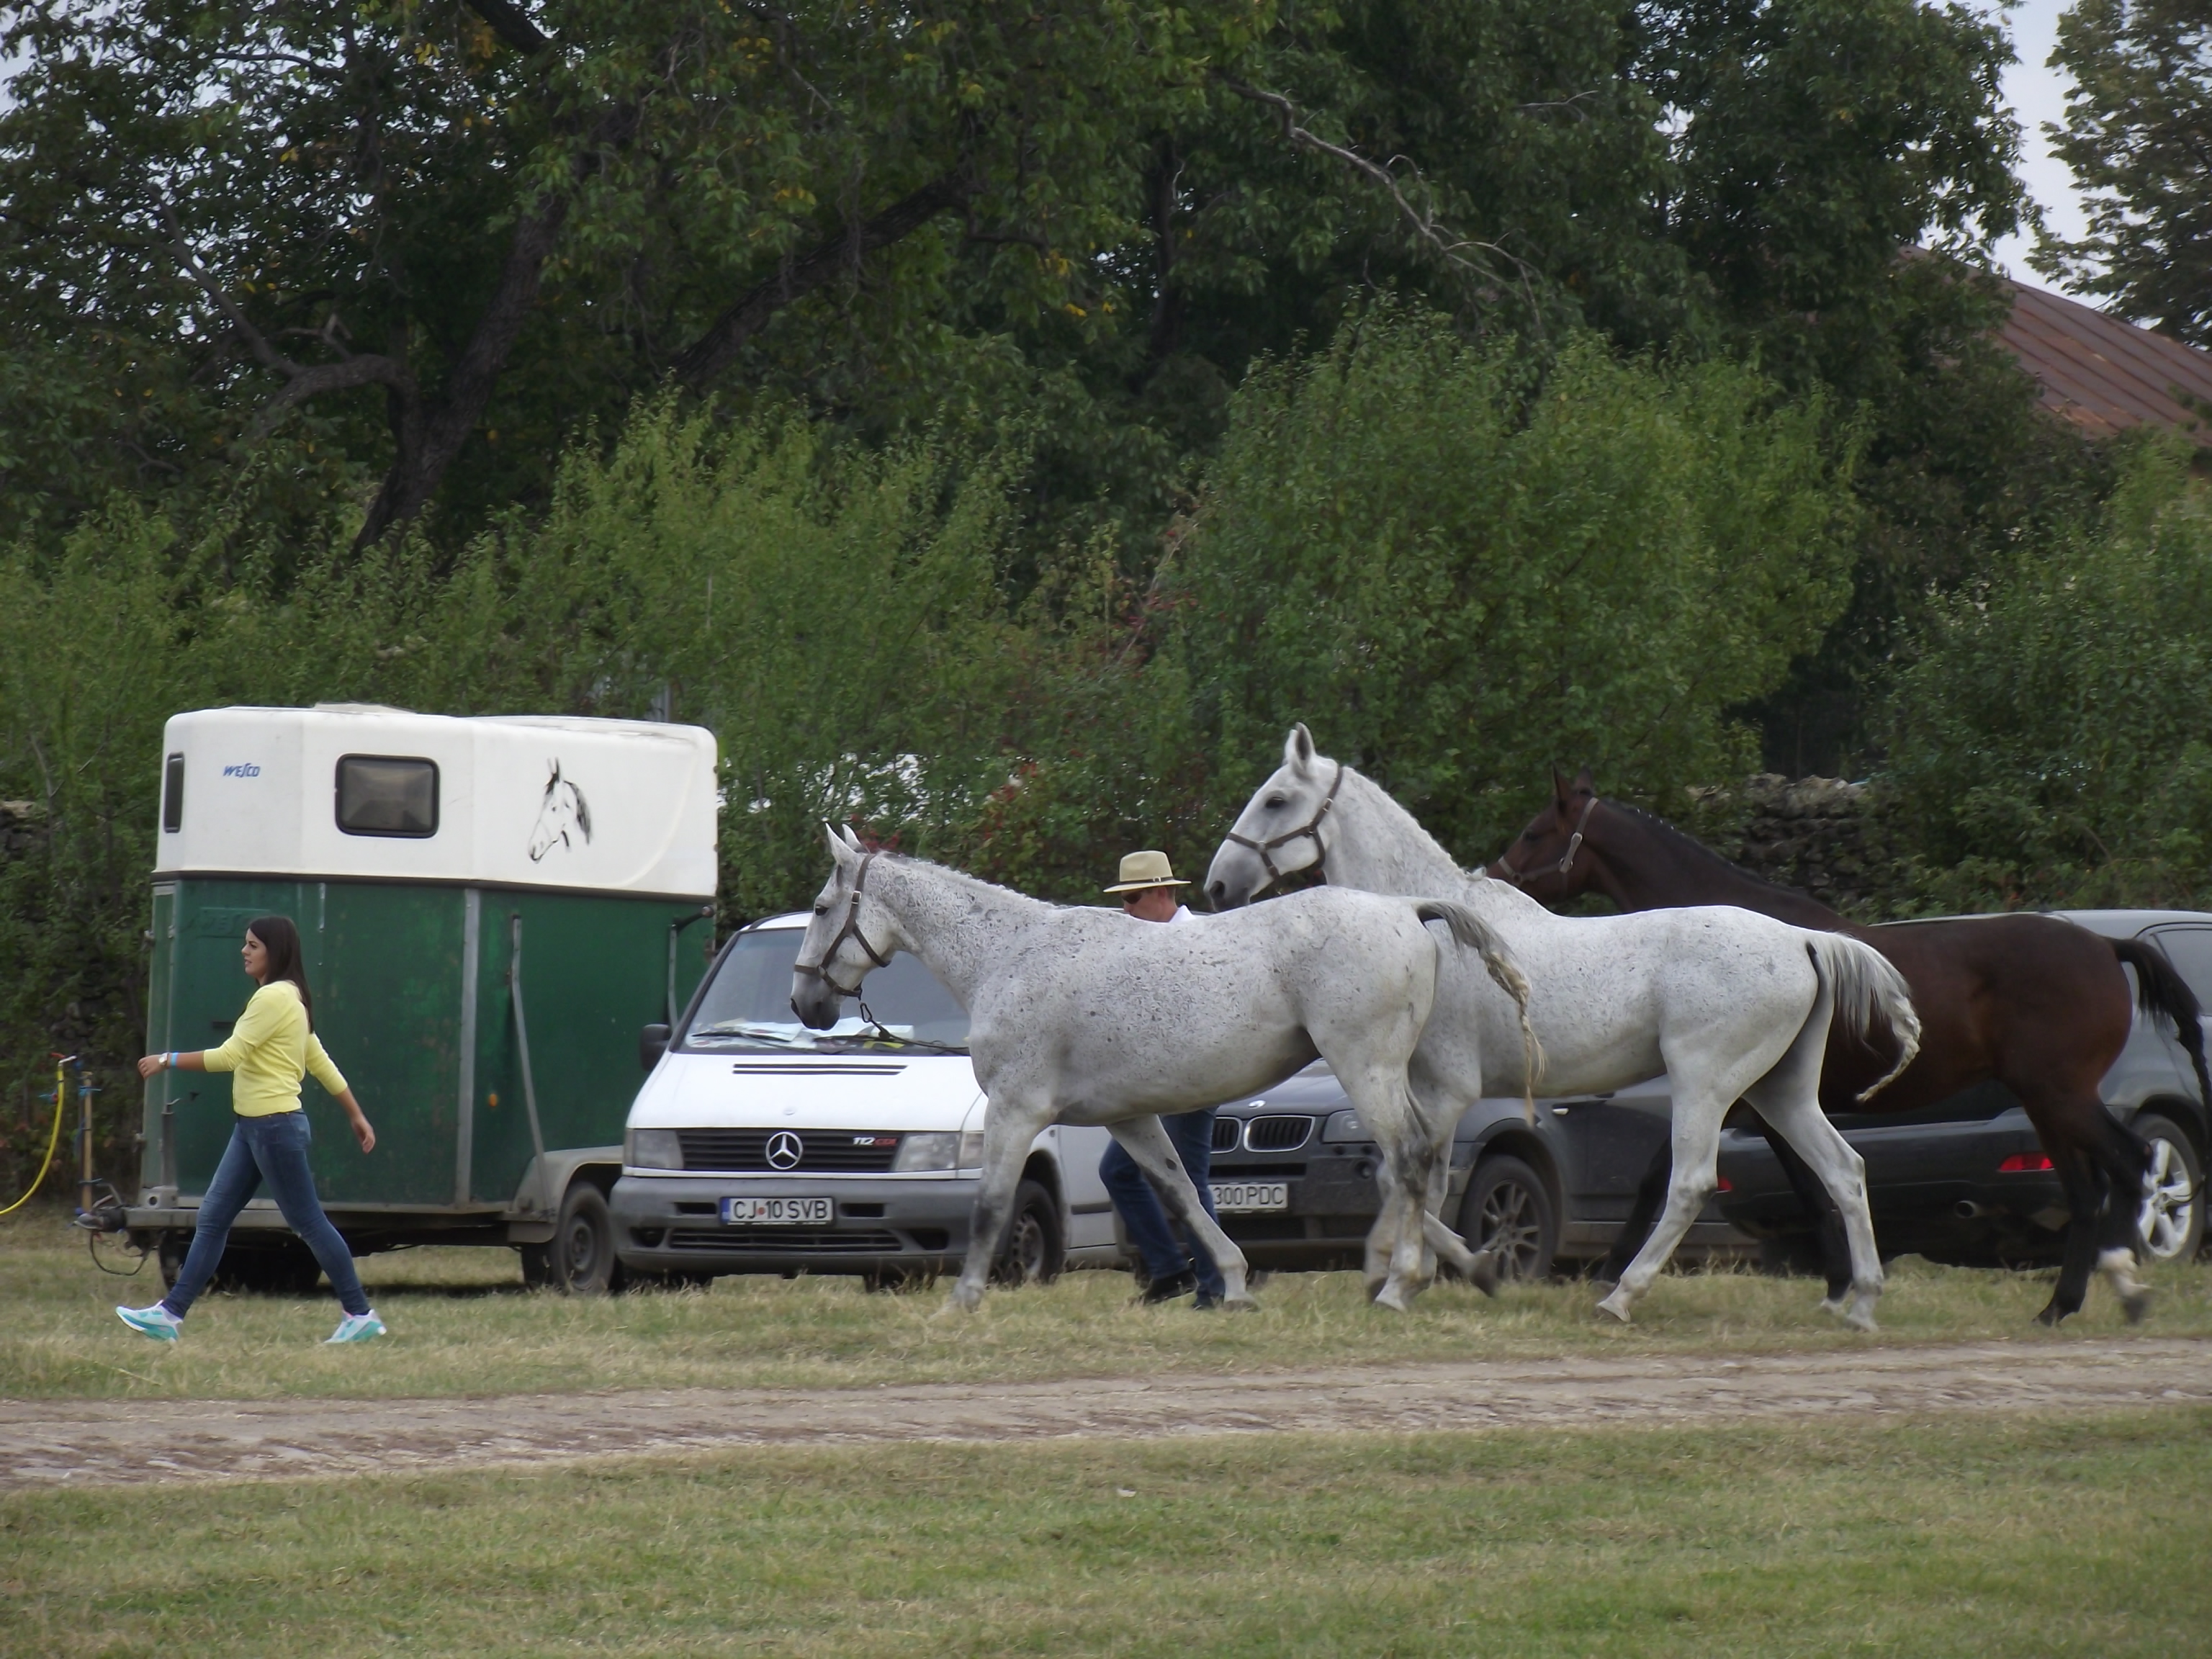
[529,760,593,861]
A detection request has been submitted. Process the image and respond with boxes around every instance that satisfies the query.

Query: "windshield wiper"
[688,1021,812,1048]
[816,1030,968,1056]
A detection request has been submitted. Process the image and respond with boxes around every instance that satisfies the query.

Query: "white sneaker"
[324,1310,387,1344]
[117,1303,182,1341]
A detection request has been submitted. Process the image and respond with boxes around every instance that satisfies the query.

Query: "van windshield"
[681,927,970,1053]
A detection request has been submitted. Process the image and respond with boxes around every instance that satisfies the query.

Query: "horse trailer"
[125,704,719,1292]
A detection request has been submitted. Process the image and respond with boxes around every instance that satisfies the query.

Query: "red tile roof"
[1998,278,2212,447]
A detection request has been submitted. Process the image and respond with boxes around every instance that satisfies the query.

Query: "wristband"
[166,1052,176,1069]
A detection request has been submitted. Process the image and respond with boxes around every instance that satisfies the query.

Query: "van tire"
[990,1179,1064,1287]
[1460,1156,1557,1283]
[523,1183,619,1295]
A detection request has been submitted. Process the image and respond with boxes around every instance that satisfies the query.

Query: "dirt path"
[5,1338,2208,1491]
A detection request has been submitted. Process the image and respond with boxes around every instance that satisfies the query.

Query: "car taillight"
[1714,1176,1732,1192]
[1997,1152,2054,1173]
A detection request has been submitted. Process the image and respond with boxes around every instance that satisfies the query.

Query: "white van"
[612,914,1122,1285]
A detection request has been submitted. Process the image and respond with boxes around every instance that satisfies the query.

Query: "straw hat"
[1104,850,1188,893]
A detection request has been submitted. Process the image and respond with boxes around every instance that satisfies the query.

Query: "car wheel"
[2134,1115,2204,1263]
[989,1179,1064,1287]
[526,1184,617,1294]
[1460,1156,1557,1282]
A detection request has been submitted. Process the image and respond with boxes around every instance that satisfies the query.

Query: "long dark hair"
[246,914,315,1030]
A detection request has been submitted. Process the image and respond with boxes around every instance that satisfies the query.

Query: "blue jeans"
[162,1111,369,1318]
[1101,1108,1225,1298]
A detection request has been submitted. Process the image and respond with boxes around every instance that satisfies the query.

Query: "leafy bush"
[1883,438,2212,911]
[1166,308,1860,862]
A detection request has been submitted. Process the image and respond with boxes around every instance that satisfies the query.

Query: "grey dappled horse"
[789,827,1535,1313]
[1209,727,1923,1330]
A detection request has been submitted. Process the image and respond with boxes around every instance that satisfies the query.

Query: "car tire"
[523,1184,619,1295]
[989,1179,1064,1287]
[1460,1156,1557,1283]
[2133,1115,2204,1263]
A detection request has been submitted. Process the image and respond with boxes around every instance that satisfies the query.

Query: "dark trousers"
[1100,1107,1225,1298]
[161,1110,370,1318]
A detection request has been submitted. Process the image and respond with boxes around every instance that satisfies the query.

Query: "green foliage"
[1166,309,1858,863]
[2037,0,2212,344]
[1884,439,2212,910]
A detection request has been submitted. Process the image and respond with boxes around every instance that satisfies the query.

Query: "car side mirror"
[639,1023,670,1072]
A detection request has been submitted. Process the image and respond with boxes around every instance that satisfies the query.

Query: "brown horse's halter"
[1498,793,1599,891]
[1223,762,1345,889]
[791,853,892,999]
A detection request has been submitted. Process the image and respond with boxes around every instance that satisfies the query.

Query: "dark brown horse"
[1491,770,2211,1326]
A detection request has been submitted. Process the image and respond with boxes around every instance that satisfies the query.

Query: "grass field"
[6,1209,2211,1401]
[5,1410,2207,1658]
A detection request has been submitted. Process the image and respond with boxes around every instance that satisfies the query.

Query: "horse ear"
[1285,723,1317,776]
[840,824,866,852]
[1552,768,1575,811]
[824,822,855,866]
[1572,765,1596,797]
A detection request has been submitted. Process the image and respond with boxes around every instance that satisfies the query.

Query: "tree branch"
[672,171,973,388]
[1215,74,1540,304]
[463,0,555,58]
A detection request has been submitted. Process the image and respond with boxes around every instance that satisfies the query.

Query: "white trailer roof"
[155,706,719,898]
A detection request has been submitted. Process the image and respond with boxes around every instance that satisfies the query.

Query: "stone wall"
[1695,775,1889,917]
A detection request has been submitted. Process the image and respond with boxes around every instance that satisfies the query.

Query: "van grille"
[665,1228,905,1254]
[675,1130,902,1173]
[1244,1115,1315,1151]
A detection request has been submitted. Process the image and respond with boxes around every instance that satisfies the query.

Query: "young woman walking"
[119,915,386,1344]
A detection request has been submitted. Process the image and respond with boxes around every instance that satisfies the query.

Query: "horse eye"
[813,903,829,915]
[1265,794,1286,809]
[1523,830,1539,841]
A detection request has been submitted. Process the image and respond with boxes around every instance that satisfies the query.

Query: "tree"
[2036,0,2212,344]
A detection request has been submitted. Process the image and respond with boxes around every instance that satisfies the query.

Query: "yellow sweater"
[201,980,349,1117]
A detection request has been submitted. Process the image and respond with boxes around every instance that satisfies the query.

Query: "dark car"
[1714,909,2212,1269]
[1199,1068,1742,1281]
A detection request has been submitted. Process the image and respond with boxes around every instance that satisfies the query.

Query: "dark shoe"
[1140,1269,1199,1305]
[1193,1290,1222,1311]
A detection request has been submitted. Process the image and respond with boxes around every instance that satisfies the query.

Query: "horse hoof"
[1225,1294,1261,1313]
[1373,1285,1412,1315]
[1596,1290,1632,1324]
[1845,1309,1879,1334]
[2033,1303,2068,1328]
[945,1287,983,1313]
[1363,1277,1388,1303]
[2123,1292,2152,1326]
[1467,1249,1501,1298]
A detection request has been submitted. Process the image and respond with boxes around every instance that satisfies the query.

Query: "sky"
[1988,0,2096,297]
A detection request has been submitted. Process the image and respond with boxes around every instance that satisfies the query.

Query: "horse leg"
[1596,1101,1724,1324]
[2036,1143,2105,1326]
[1598,1140,1673,1289]
[1764,1124,1852,1306]
[1107,1115,1256,1310]
[1740,1089,1882,1331]
[2087,1110,2154,1322]
[948,1097,1051,1311]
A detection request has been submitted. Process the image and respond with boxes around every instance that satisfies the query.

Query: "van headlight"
[891,1132,959,1172]
[626,1128,683,1169]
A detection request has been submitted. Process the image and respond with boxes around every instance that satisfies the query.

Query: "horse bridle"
[791,853,892,999]
[1224,761,1345,889]
[1498,792,1599,891]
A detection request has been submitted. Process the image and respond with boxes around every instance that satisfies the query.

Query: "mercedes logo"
[765,1130,804,1171]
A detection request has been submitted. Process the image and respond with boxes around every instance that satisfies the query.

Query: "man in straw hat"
[1099,850,1226,1306]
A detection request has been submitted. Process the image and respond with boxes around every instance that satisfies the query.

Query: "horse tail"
[2111,938,2212,1109]
[1809,935,1922,1103]
[1416,899,1546,1122]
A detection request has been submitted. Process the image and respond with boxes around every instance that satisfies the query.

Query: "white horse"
[1207,727,1923,1330]
[788,827,1534,1311]
[528,760,592,862]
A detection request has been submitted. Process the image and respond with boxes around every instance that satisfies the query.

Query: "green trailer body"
[125,705,719,1290]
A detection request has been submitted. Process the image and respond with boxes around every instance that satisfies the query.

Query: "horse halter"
[1498,793,1599,891]
[1224,762,1345,889]
[791,853,893,999]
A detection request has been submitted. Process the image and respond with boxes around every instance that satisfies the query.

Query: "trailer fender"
[505,1147,621,1244]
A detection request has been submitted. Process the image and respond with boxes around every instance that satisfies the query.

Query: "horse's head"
[1488,767,1602,900]
[791,824,900,1029]
[527,760,592,861]
[1206,724,1342,909]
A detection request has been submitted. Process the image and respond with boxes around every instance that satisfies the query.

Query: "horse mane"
[1604,799,1830,909]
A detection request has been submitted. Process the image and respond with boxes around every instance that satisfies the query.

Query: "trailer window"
[684,927,968,1053]
[2152,927,2212,1007]
[336,755,439,837]
[161,753,185,832]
